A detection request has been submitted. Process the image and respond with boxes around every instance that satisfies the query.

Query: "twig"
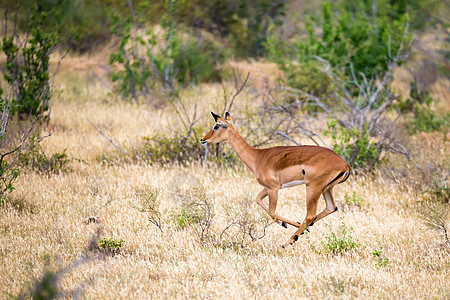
[222,71,250,115]
[1,113,51,169]
[229,71,250,112]
[90,71,113,91]
[277,131,301,145]
[88,119,130,155]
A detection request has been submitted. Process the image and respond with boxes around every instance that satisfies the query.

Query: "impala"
[201,112,350,248]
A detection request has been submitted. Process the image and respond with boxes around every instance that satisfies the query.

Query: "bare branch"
[91,71,113,91]
[88,119,130,155]
[277,131,301,145]
[222,71,250,115]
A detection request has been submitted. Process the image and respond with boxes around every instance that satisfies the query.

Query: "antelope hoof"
[282,242,291,249]
[283,235,298,248]
[278,220,288,228]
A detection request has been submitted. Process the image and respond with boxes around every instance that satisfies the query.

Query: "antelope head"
[200,112,233,145]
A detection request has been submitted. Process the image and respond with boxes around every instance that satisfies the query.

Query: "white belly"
[281,180,306,189]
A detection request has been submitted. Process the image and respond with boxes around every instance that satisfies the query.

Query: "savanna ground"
[0,45,449,299]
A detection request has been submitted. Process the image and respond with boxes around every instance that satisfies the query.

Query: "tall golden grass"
[0,52,449,299]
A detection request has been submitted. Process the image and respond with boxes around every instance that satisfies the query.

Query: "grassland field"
[0,48,449,299]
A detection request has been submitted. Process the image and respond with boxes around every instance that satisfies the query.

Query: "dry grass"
[1,53,449,299]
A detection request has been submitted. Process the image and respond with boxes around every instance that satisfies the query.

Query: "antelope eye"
[213,125,220,131]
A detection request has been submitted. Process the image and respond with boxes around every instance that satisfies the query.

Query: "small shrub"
[421,170,450,203]
[0,161,20,205]
[18,142,70,174]
[410,100,448,134]
[137,132,204,165]
[424,177,449,203]
[417,201,449,246]
[398,82,449,134]
[314,218,360,255]
[136,126,238,166]
[98,237,125,255]
[0,90,48,204]
[132,187,163,232]
[372,248,390,267]
[173,208,199,229]
[344,191,364,206]
[171,188,214,243]
[218,195,273,249]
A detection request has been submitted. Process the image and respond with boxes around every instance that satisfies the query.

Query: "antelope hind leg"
[282,186,321,248]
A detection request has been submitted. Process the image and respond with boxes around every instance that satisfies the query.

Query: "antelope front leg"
[267,189,301,228]
[255,188,269,212]
[256,188,291,228]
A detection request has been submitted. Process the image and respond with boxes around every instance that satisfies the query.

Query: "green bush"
[173,207,201,229]
[324,118,380,170]
[1,4,59,118]
[308,218,360,255]
[171,188,214,241]
[169,0,286,57]
[109,0,228,100]
[0,160,20,206]
[372,248,390,267]
[321,221,359,255]
[135,127,238,166]
[267,0,410,94]
[400,82,450,134]
[18,141,70,175]
[344,191,365,206]
[137,132,204,165]
[98,237,125,255]
[3,0,118,53]
[301,0,409,78]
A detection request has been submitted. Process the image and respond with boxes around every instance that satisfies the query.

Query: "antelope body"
[201,112,350,247]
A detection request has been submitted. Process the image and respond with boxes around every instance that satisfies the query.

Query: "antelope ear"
[211,111,220,122]
[224,111,233,124]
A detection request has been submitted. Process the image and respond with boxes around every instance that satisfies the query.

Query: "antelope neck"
[226,127,257,172]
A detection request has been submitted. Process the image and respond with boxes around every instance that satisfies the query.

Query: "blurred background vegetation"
[0,0,448,200]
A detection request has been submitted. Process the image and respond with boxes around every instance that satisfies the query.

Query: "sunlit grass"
[0,53,449,298]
